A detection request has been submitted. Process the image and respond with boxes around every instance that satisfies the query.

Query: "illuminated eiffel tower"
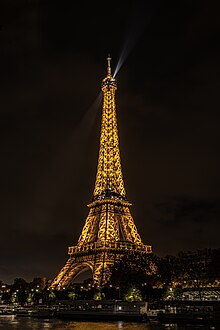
[50,56,152,290]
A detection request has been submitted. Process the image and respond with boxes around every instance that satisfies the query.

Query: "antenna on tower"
[107,54,111,76]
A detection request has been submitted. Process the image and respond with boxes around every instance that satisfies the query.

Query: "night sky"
[0,0,219,284]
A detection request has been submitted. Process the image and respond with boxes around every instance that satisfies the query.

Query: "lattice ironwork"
[50,56,152,290]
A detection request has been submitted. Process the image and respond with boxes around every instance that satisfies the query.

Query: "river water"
[0,316,215,330]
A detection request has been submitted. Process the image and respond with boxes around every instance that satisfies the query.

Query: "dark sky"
[0,0,219,283]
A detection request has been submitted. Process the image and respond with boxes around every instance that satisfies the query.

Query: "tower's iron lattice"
[50,57,152,290]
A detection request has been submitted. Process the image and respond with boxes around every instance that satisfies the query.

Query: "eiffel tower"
[50,56,152,290]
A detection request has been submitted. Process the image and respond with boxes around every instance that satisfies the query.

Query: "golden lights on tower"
[50,57,152,290]
[93,55,126,199]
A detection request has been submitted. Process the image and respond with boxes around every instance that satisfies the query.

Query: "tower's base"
[50,241,152,290]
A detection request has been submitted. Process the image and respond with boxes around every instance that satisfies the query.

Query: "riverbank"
[158,300,220,326]
[2,299,220,326]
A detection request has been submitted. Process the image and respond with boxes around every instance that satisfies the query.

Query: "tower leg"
[50,258,93,290]
[93,259,113,286]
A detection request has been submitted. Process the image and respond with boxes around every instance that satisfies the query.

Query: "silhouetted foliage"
[110,253,156,288]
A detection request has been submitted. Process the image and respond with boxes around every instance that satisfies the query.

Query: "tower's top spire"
[107,54,112,77]
[94,56,125,200]
[101,55,116,88]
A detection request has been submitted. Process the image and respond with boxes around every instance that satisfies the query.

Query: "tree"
[124,286,143,302]
[11,278,28,304]
[68,291,77,301]
[110,254,156,288]
[48,291,56,302]
[208,249,220,282]
[93,289,105,301]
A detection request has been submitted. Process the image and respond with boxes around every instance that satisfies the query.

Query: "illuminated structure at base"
[50,57,152,290]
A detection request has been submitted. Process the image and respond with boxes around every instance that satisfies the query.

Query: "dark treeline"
[1,248,220,304]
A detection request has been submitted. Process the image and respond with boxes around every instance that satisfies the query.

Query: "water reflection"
[117,321,123,330]
[0,318,154,330]
[0,317,213,330]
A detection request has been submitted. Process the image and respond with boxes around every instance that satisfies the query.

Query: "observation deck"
[68,241,152,256]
